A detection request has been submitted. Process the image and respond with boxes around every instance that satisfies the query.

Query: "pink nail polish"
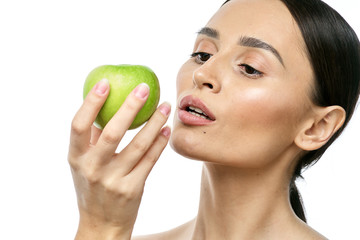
[94,79,109,95]
[133,83,150,100]
[159,102,171,117]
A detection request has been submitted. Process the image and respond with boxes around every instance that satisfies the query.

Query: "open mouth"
[185,106,212,120]
[178,95,216,125]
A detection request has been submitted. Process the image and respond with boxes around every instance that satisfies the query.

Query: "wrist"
[75,216,133,240]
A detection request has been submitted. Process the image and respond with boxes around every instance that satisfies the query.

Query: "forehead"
[205,0,305,55]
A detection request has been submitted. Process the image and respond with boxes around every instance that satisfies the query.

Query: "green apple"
[83,64,160,130]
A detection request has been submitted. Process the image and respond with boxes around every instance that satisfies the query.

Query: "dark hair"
[222,0,360,222]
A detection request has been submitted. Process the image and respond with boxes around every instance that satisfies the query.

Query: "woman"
[68,0,360,239]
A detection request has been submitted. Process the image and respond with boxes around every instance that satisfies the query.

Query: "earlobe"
[295,106,346,151]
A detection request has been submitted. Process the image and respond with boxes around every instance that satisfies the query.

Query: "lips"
[177,95,216,125]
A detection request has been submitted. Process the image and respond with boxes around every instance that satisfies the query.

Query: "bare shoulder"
[132,219,195,240]
[289,218,328,240]
[298,227,328,240]
[132,217,327,240]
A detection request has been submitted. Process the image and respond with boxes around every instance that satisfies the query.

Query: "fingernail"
[161,126,171,138]
[133,83,150,100]
[94,78,109,95]
[159,102,171,117]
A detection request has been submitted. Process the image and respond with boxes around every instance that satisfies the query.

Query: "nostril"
[204,83,213,89]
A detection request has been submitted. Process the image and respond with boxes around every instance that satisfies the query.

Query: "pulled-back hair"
[222,0,360,222]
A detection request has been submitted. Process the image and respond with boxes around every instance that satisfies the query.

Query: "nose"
[192,58,221,93]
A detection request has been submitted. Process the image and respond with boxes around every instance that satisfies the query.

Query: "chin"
[170,125,226,165]
[170,123,207,161]
[170,125,272,169]
[170,127,196,160]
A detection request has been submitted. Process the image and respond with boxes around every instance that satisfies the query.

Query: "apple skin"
[83,64,160,130]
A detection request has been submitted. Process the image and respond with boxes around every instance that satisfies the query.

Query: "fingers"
[117,102,171,174]
[90,125,102,145]
[69,79,109,156]
[102,126,171,191]
[95,83,150,158]
[130,126,171,182]
[68,78,172,237]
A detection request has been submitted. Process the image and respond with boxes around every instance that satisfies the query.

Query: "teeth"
[189,106,205,115]
[187,106,210,119]
[189,111,209,119]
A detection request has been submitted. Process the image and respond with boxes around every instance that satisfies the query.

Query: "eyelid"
[193,38,218,54]
[190,51,213,64]
[240,50,277,73]
[238,63,264,79]
[190,51,212,57]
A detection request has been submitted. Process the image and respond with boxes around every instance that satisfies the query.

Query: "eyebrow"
[239,36,284,66]
[197,27,285,67]
[197,27,220,39]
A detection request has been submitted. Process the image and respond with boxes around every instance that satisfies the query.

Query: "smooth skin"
[69,81,171,239]
[141,0,344,239]
[69,0,345,239]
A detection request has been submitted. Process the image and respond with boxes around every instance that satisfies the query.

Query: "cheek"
[216,87,303,165]
[231,88,299,129]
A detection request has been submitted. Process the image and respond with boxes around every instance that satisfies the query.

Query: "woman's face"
[170,0,315,168]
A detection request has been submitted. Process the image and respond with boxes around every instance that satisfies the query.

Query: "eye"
[190,52,213,64]
[239,64,263,79]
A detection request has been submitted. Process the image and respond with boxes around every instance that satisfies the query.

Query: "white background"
[0,0,359,239]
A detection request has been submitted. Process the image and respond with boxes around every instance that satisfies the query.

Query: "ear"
[295,106,346,151]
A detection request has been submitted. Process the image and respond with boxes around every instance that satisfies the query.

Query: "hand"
[68,80,171,240]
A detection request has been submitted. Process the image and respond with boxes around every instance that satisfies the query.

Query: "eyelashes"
[190,51,264,79]
[238,64,263,79]
[190,52,212,64]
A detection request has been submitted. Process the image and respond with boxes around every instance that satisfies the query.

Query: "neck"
[192,162,297,240]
